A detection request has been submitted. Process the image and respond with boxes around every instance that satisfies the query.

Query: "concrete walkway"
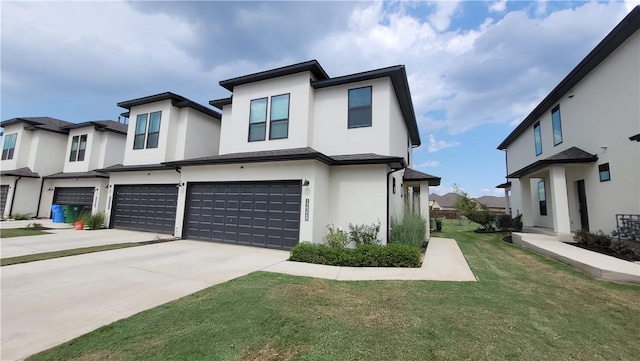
[0,219,74,229]
[513,232,640,284]
[263,237,477,281]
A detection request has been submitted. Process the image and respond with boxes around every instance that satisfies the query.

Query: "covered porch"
[506,147,598,240]
[402,168,441,239]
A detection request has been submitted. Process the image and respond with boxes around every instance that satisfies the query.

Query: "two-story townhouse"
[38,121,127,218]
[163,60,440,249]
[100,93,222,235]
[0,117,73,218]
[498,7,640,239]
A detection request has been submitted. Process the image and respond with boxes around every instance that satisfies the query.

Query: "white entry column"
[549,166,571,234]
[520,177,533,227]
[419,181,431,240]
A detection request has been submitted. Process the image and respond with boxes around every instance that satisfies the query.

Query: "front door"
[576,180,589,231]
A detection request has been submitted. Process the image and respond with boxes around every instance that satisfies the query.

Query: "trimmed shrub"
[86,212,106,230]
[289,243,421,268]
[467,209,494,230]
[389,211,427,247]
[574,230,612,248]
[12,213,32,221]
[496,214,512,230]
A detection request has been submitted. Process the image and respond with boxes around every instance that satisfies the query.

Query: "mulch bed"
[564,242,640,262]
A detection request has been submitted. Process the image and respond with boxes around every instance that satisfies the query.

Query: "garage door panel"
[53,187,95,210]
[112,185,177,234]
[0,185,9,214]
[185,181,301,250]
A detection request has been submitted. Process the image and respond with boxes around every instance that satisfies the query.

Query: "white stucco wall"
[3,177,41,217]
[0,123,29,171]
[181,108,221,159]
[218,72,313,155]
[388,89,411,162]
[506,31,640,234]
[99,132,127,169]
[312,78,392,157]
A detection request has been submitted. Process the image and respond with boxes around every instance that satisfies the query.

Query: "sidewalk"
[512,232,640,284]
[0,219,73,229]
[262,237,477,281]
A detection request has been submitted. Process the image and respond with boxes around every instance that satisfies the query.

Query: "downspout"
[35,178,45,218]
[386,167,405,243]
[8,176,22,217]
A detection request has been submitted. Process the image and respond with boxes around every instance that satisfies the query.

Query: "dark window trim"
[552,105,563,146]
[269,93,290,140]
[2,133,17,160]
[348,86,372,129]
[77,134,87,161]
[133,113,148,150]
[534,122,542,156]
[146,111,162,149]
[248,97,268,142]
[599,163,611,182]
[69,135,79,162]
[538,180,547,216]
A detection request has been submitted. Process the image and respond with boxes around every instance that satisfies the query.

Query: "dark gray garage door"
[184,181,301,250]
[0,185,8,214]
[111,184,178,234]
[53,187,95,211]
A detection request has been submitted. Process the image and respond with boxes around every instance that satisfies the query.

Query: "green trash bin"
[62,205,72,223]
[68,205,84,223]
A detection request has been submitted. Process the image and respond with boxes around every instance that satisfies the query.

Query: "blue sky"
[1,0,635,197]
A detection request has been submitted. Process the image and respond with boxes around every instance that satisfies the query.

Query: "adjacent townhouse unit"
[497,7,640,238]
[0,117,128,219]
[101,60,440,250]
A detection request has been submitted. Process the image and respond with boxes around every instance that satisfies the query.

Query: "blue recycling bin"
[51,204,64,223]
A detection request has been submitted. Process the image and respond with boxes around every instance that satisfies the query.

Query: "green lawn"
[28,221,640,361]
[0,228,50,238]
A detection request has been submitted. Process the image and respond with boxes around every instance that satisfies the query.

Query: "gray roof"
[98,163,174,173]
[60,120,127,135]
[0,167,40,178]
[498,6,640,150]
[164,147,406,169]
[630,133,640,142]
[218,60,330,91]
[496,181,511,189]
[117,92,221,120]
[1,117,74,134]
[44,170,109,179]
[429,193,459,208]
[403,168,441,186]
[475,196,506,209]
[508,146,597,178]
[209,97,232,109]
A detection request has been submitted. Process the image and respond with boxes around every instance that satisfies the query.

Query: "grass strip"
[1,239,174,266]
[0,228,50,238]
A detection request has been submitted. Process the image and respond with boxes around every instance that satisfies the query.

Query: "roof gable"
[117,92,221,120]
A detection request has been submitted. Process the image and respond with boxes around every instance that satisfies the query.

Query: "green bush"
[389,211,426,247]
[496,214,512,230]
[467,209,494,229]
[574,230,612,248]
[12,213,32,220]
[348,221,381,246]
[324,224,348,248]
[289,243,421,268]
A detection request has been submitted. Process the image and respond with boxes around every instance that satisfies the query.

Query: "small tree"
[453,183,476,217]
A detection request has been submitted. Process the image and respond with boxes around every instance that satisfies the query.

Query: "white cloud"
[414,160,440,168]
[479,188,505,197]
[489,0,508,13]
[428,134,460,153]
[430,184,458,196]
[428,0,461,32]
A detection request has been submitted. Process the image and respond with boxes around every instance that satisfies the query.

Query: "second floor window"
[552,105,563,145]
[348,86,372,128]
[134,111,162,149]
[534,122,542,156]
[69,134,87,162]
[248,94,290,142]
[1,133,17,160]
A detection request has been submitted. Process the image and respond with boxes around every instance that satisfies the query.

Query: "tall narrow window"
[552,105,563,145]
[69,134,88,162]
[2,133,17,160]
[69,136,79,161]
[599,163,611,182]
[538,181,547,216]
[348,86,372,128]
[146,111,161,148]
[77,134,87,161]
[534,122,542,156]
[269,94,290,140]
[133,114,148,149]
[248,98,267,141]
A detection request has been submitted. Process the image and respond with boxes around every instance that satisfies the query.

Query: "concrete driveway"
[1,227,175,258]
[1,240,290,361]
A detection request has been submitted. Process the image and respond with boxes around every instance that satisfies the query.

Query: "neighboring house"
[429,193,459,211]
[497,8,640,237]
[429,200,442,210]
[39,121,127,217]
[0,117,73,218]
[101,61,440,249]
[474,196,507,214]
